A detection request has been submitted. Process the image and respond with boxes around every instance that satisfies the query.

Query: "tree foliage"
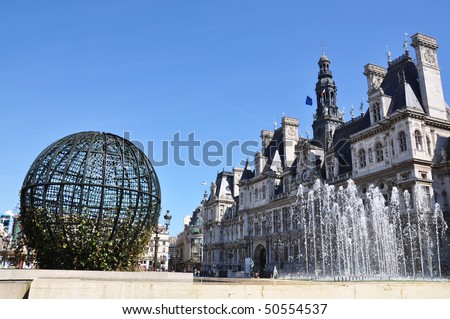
[19,207,152,271]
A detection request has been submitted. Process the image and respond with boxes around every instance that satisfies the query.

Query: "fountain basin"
[1,270,449,299]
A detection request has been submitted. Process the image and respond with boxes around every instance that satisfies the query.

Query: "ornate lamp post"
[152,210,172,271]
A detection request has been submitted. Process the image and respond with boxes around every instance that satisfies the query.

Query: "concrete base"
[0,269,193,299]
[192,278,450,299]
[0,280,31,299]
[1,270,449,299]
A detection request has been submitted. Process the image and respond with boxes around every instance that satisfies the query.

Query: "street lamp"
[152,210,172,271]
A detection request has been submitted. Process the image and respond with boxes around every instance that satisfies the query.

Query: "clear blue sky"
[1,1,449,235]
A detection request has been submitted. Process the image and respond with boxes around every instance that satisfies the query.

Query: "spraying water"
[289,179,449,280]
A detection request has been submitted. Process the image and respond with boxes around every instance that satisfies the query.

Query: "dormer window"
[372,102,382,123]
[375,142,384,162]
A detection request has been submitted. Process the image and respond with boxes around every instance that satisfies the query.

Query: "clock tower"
[312,53,345,152]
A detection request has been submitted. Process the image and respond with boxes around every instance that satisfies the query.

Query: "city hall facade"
[199,33,450,275]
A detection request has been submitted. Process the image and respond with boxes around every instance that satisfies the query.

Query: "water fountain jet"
[284,179,449,281]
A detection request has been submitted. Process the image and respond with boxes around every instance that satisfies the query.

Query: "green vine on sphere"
[19,207,153,271]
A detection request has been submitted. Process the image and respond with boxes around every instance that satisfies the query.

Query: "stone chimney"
[411,33,447,119]
[282,116,299,167]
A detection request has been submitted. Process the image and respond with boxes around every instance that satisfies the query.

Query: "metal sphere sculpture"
[20,131,161,270]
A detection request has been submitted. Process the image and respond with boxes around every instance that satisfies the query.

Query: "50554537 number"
[264,303,327,315]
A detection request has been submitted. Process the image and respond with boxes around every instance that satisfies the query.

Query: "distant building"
[168,236,177,270]
[140,226,170,271]
[175,194,206,272]
[1,210,17,268]
[0,210,16,236]
[202,169,243,274]
[201,33,450,276]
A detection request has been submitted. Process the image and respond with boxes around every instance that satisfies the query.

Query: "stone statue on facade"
[210,182,217,199]
[441,147,447,162]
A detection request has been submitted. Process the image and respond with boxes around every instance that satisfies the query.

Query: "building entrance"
[253,244,266,272]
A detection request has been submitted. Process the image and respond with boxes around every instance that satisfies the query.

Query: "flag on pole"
[305,96,313,106]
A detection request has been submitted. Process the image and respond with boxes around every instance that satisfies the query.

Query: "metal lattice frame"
[20,131,161,233]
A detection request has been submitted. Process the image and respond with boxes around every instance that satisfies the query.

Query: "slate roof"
[325,52,425,176]
[209,170,235,200]
[382,53,425,115]
[189,207,203,227]
[240,159,255,181]
[262,127,285,172]
[328,112,370,175]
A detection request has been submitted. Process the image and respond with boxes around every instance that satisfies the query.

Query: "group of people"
[251,266,278,279]
[192,269,215,277]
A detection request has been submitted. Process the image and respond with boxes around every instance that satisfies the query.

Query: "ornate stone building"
[1,211,18,268]
[201,33,450,276]
[168,236,177,270]
[202,169,243,274]
[175,194,206,272]
[139,226,170,271]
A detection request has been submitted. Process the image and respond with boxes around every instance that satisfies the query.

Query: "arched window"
[399,131,407,152]
[372,102,382,122]
[415,130,423,151]
[375,143,384,162]
[359,149,366,168]
[426,135,432,155]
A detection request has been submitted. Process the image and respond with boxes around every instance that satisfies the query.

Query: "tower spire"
[312,53,344,152]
